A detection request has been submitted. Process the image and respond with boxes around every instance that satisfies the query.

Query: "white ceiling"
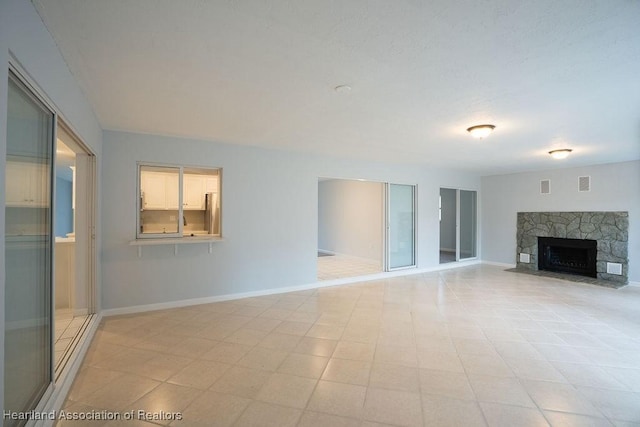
[35,0,640,175]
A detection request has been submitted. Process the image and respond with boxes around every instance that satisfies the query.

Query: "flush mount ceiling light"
[549,149,572,159]
[466,124,495,139]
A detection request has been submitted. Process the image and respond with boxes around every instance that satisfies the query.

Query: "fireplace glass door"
[538,237,597,278]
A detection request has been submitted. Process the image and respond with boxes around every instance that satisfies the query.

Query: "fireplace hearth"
[538,237,597,278]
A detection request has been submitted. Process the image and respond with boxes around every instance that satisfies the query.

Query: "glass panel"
[183,168,221,236]
[5,73,53,423]
[388,184,415,269]
[439,188,457,264]
[139,165,180,235]
[459,190,477,259]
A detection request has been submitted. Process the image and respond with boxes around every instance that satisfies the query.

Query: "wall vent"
[607,262,623,276]
[579,176,591,192]
[540,179,551,194]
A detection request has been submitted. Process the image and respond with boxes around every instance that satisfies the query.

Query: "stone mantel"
[516,211,629,285]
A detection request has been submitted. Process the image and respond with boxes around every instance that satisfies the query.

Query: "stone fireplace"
[516,212,629,285]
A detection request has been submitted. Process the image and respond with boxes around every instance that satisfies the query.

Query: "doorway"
[317,179,417,280]
[317,179,384,280]
[439,188,477,263]
[53,122,96,374]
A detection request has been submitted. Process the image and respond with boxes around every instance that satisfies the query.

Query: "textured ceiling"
[34,0,640,175]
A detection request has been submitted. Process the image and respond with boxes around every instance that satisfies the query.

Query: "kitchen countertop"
[55,237,76,243]
[183,231,210,236]
[140,229,210,236]
[129,235,223,246]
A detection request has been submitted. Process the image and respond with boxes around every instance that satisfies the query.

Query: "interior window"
[138,164,221,238]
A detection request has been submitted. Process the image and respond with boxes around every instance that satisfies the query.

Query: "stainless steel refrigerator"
[205,192,219,235]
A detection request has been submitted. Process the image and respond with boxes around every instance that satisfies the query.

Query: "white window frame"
[136,162,221,239]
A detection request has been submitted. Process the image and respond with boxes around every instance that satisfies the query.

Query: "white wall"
[0,0,103,416]
[481,160,640,282]
[439,188,457,252]
[101,130,481,309]
[318,179,383,262]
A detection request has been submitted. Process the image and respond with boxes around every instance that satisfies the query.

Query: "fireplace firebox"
[538,237,597,278]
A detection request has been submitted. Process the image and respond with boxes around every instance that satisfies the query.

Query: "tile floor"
[317,254,381,281]
[59,265,640,426]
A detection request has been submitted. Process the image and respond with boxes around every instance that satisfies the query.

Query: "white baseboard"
[92,260,533,318]
[627,281,640,287]
[482,260,517,268]
[103,260,482,317]
[316,249,380,265]
[102,289,299,317]
[430,259,482,272]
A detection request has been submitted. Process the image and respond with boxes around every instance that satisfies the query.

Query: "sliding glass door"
[439,188,477,263]
[439,188,457,263]
[459,190,477,260]
[387,183,416,270]
[5,71,54,423]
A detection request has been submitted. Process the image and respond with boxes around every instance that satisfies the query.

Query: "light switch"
[519,253,531,263]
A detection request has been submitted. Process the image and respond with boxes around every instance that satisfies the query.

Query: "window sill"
[129,236,223,256]
[129,236,223,246]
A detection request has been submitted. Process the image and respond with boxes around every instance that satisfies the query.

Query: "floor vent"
[540,179,551,194]
[579,176,591,192]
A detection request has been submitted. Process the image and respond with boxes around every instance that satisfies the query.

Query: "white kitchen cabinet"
[140,169,218,212]
[183,174,206,210]
[5,161,26,206]
[141,170,179,210]
[5,161,49,207]
[165,173,179,210]
[205,175,219,194]
[141,171,166,210]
